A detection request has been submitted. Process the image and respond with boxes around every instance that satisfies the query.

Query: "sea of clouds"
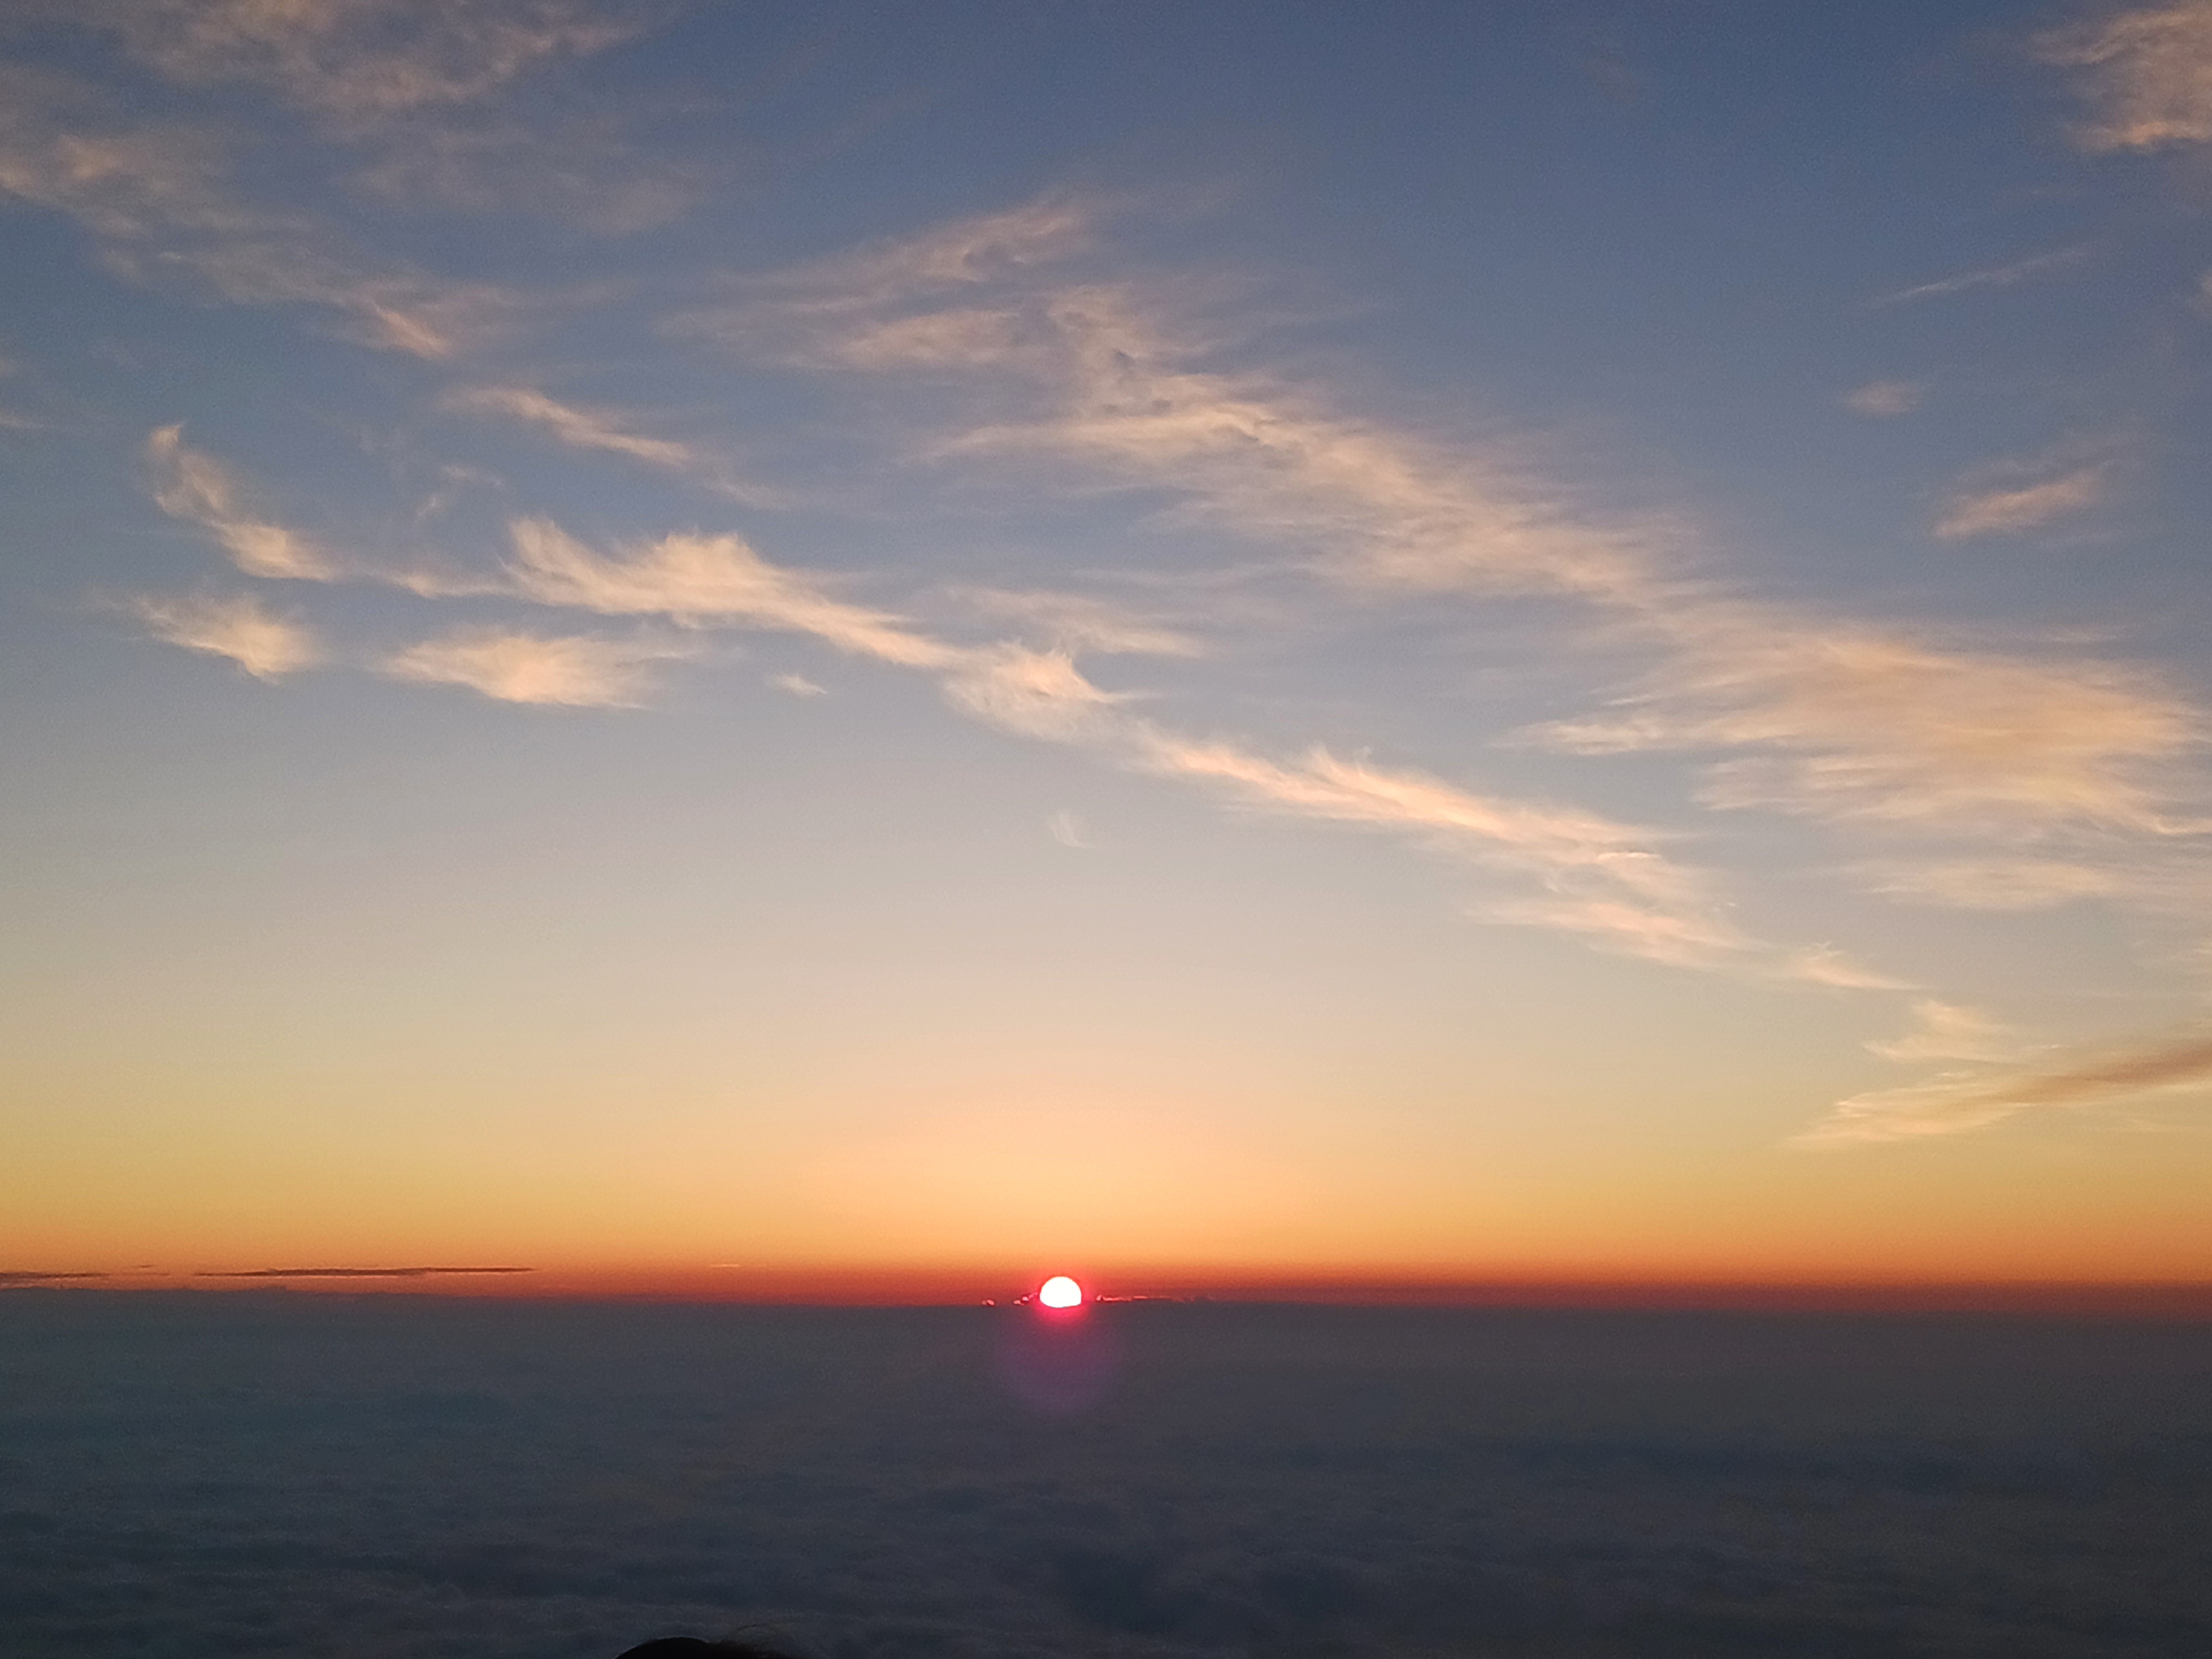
[3,1293,2209,1658]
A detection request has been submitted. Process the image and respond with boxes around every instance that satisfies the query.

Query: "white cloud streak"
[503,519,955,667]
[441,385,784,504]
[380,627,691,707]
[127,590,321,679]
[1121,730,1756,970]
[719,197,1091,315]
[1867,1000,2018,1064]
[1868,244,2094,306]
[148,426,340,580]
[940,642,1130,742]
[444,385,697,471]
[668,197,1096,369]
[1779,944,1913,992]
[1934,464,2109,540]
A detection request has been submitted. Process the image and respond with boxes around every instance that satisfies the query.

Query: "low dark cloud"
[0,1271,106,1285]
[1,1297,2208,1658]
[196,1266,535,1278]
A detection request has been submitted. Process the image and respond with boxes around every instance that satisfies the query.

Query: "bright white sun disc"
[1038,1275,1083,1308]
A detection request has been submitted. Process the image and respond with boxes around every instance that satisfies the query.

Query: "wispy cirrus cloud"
[1867,1000,2018,1064]
[197,1265,531,1278]
[23,1,698,243]
[1478,894,1753,969]
[1859,857,2127,911]
[956,587,1205,658]
[1933,459,2112,541]
[1868,243,2094,307]
[497,517,1744,966]
[943,282,1664,606]
[443,385,697,471]
[668,196,1096,370]
[72,0,661,128]
[1120,729,1766,973]
[381,626,693,706]
[148,426,340,580]
[1779,944,1914,992]
[1134,735,1689,904]
[1841,378,1922,417]
[149,426,528,600]
[678,195,1674,614]
[504,519,956,667]
[940,642,1131,742]
[1801,1027,2212,1146]
[478,505,1758,968]
[2040,1,2212,152]
[416,511,1747,968]
[742,195,1095,313]
[0,67,516,358]
[1532,609,2205,838]
[146,191,2209,992]
[440,385,784,504]
[674,198,2212,982]
[126,590,321,679]
[157,240,516,359]
[825,307,1040,372]
[799,230,2176,891]
[850,246,2183,858]
[0,63,245,238]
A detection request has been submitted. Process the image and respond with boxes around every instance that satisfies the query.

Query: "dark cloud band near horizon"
[195,1266,537,1279]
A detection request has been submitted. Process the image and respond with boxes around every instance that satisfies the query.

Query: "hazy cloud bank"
[3,1296,2209,1659]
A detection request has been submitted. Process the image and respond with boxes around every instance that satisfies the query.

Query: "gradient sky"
[5,0,2212,1293]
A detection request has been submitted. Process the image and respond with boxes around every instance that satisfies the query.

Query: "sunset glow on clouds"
[4,1,2212,1294]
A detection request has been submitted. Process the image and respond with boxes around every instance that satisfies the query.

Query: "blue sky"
[4,1,2212,1284]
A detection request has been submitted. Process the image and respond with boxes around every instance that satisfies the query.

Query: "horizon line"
[7,1268,2212,1317]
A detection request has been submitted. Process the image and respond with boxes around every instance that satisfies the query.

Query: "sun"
[1038,1275,1084,1309]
